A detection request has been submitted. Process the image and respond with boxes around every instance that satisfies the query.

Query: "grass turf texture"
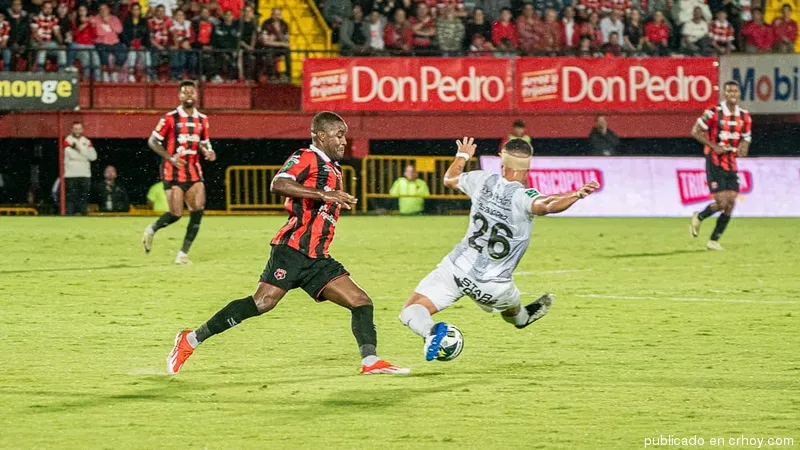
[1,216,798,449]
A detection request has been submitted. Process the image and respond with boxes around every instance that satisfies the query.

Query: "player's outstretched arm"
[531,181,599,216]
[443,137,476,189]
[271,178,357,210]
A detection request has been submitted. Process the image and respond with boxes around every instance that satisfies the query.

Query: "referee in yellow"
[389,165,430,215]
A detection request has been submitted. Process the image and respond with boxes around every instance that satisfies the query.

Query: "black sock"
[710,214,731,241]
[181,210,204,253]
[152,212,181,232]
[194,296,260,343]
[351,305,377,358]
[698,204,717,221]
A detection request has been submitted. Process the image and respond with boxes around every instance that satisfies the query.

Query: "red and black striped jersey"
[271,146,343,259]
[151,105,210,183]
[696,102,752,172]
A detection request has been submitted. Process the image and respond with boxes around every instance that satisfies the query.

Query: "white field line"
[575,294,800,305]
[516,269,592,276]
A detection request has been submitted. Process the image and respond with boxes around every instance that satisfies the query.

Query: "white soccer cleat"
[174,251,192,265]
[142,225,154,253]
[690,213,701,238]
[706,240,724,251]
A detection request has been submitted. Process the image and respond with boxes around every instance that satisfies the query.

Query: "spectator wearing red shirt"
[579,11,603,51]
[31,1,66,72]
[644,10,670,55]
[600,0,629,15]
[0,11,11,71]
[193,6,215,79]
[217,0,243,18]
[560,5,579,50]
[123,3,151,81]
[772,4,797,53]
[492,7,518,52]
[576,0,600,13]
[539,8,562,55]
[516,3,540,55]
[384,8,413,54]
[148,5,172,80]
[741,7,772,53]
[709,9,735,54]
[409,3,435,54]
[67,4,99,79]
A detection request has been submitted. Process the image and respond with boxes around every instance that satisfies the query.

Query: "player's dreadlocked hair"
[502,138,533,158]
[311,111,346,133]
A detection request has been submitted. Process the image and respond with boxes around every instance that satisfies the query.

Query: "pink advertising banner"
[478,157,800,217]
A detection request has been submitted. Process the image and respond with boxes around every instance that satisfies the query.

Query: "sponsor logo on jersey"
[525,188,540,198]
[274,268,287,280]
[676,169,753,204]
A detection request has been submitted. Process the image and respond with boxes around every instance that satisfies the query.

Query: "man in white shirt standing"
[63,121,97,215]
[600,9,625,43]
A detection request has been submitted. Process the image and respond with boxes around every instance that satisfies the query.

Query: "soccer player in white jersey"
[399,137,599,361]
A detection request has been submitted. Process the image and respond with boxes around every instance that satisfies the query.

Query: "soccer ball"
[436,324,464,361]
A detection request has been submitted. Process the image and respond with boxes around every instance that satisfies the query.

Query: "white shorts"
[414,258,521,313]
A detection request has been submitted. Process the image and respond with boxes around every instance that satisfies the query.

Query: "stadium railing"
[225,164,358,213]
[360,156,480,213]
[0,207,39,216]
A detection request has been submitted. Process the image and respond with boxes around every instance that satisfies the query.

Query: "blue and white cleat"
[424,322,448,361]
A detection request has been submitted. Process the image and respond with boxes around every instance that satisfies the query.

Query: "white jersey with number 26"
[446,170,541,283]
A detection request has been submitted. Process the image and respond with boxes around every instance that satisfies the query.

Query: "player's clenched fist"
[321,190,358,209]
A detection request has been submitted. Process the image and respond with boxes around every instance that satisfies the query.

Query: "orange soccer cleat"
[166,330,195,374]
[360,359,411,375]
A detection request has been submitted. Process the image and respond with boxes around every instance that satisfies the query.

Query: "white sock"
[399,304,435,338]
[186,331,199,348]
[362,355,379,366]
[502,307,529,327]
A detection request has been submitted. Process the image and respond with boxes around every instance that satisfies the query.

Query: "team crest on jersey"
[281,154,300,172]
[274,268,287,280]
[525,188,540,198]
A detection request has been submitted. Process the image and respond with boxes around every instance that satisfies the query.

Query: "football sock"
[710,213,731,241]
[502,307,530,327]
[186,331,199,348]
[351,305,378,358]
[698,203,718,221]
[399,304,435,338]
[180,209,204,253]
[361,355,380,366]
[152,212,181,232]
[194,296,260,343]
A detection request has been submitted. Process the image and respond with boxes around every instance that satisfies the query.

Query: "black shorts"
[163,180,203,192]
[259,245,349,301]
[706,164,739,193]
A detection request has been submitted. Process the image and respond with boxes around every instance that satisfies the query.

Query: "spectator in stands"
[575,0,600,15]
[623,8,645,55]
[464,7,491,51]
[600,8,624,43]
[147,180,168,212]
[644,10,670,55]
[212,9,240,81]
[741,7,772,53]
[579,11,603,51]
[538,8,562,55]
[192,6,214,80]
[150,0,178,17]
[516,3,539,56]
[772,4,797,53]
[409,3,435,54]
[324,0,353,28]
[389,165,430,215]
[384,8,413,54]
[55,2,70,45]
[257,7,290,81]
[169,9,194,80]
[218,0,244,18]
[601,0,629,16]
[501,120,531,149]
[366,9,386,53]
[709,9,734,54]
[533,0,564,17]
[561,5,579,52]
[437,3,465,56]
[601,30,623,55]
[681,5,712,55]
[0,11,10,71]
[492,7,518,53]
[123,2,150,82]
[94,165,130,213]
[148,5,172,81]
[67,5,99,79]
[574,34,600,55]
[63,121,96,216]
[31,1,66,72]
[5,0,29,72]
[92,3,125,81]
[238,4,257,79]
[482,0,511,23]
[589,114,619,156]
[340,5,369,55]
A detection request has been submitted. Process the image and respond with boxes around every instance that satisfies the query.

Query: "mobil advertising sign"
[719,54,800,114]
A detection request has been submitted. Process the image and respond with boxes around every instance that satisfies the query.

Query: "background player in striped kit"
[690,81,752,251]
[142,81,216,264]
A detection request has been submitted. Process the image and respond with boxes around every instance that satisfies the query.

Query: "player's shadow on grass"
[607,249,706,259]
[317,381,472,412]
[0,264,149,275]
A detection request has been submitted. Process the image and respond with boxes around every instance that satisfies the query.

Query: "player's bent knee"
[252,294,280,313]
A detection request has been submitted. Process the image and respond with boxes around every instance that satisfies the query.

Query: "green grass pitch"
[1,216,798,449]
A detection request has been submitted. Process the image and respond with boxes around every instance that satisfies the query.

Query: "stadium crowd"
[0,0,291,81]
[323,0,798,56]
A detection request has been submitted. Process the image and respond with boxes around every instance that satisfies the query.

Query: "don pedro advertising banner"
[0,73,79,111]
[479,156,800,217]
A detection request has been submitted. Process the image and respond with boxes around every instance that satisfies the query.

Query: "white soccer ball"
[436,324,464,362]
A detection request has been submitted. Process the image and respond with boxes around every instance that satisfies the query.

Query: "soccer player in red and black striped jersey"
[166,111,410,375]
[142,80,216,264]
[690,80,752,251]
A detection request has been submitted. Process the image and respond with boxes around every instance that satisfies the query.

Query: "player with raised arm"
[142,80,216,264]
[689,80,752,251]
[399,137,599,361]
[166,111,410,375]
